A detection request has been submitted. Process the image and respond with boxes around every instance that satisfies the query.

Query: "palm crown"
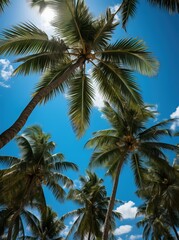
[86,101,178,239]
[136,160,179,239]
[0,0,158,148]
[0,125,78,239]
[61,171,121,239]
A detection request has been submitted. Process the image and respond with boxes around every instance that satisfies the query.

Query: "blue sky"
[0,0,179,239]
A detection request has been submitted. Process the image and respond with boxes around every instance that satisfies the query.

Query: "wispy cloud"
[170,106,179,130]
[146,104,159,122]
[114,225,132,236]
[0,59,14,88]
[116,201,137,219]
[110,4,120,23]
[129,234,142,240]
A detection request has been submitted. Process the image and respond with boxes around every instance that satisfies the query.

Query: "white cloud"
[129,234,142,240]
[170,106,179,130]
[0,59,14,88]
[146,104,159,122]
[0,82,10,88]
[110,4,120,23]
[116,201,137,219]
[87,68,105,110]
[114,225,132,236]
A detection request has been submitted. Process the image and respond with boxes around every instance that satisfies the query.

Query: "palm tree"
[0,125,78,240]
[19,206,65,240]
[0,0,10,12]
[137,202,175,240]
[61,171,121,240]
[120,0,179,29]
[137,159,179,239]
[0,0,158,148]
[86,101,178,240]
[0,203,45,240]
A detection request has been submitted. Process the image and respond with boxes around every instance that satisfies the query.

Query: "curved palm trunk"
[7,176,36,240]
[102,154,126,240]
[0,57,84,149]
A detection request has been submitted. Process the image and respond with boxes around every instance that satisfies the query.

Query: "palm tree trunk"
[0,57,84,149]
[7,177,36,240]
[102,154,126,240]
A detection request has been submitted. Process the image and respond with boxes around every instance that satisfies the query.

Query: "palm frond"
[139,118,176,139]
[0,0,10,12]
[51,0,94,48]
[89,147,119,168]
[33,61,73,104]
[92,8,118,50]
[46,180,66,200]
[0,22,49,56]
[54,160,78,172]
[131,153,146,187]
[148,0,179,13]
[68,69,94,137]
[101,38,159,76]
[93,61,142,105]
[0,156,20,166]
[120,0,138,30]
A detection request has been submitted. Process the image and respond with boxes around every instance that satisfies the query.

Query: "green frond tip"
[0,0,10,13]
[120,0,138,30]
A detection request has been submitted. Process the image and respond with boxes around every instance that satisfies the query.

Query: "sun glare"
[41,7,55,28]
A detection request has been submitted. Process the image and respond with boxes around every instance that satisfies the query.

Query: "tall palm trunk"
[102,153,126,240]
[7,176,36,240]
[0,57,84,149]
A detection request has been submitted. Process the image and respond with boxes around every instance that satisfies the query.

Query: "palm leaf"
[0,0,10,12]
[51,0,94,48]
[0,22,49,55]
[120,0,138,30]
[33,61,73,104]
[131,153,146,187]
[0,156,20,166]
[89,147,119,168]
[101,38,159,76]
[54,160,78,172]
[92,8,118,50]
[93,61,142,105]
[148,0,179,13]
[68,69,94,137]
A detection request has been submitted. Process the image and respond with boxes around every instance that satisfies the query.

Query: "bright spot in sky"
[40,7,55,33]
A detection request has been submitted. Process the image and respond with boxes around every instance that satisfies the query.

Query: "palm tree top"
[0,0,159,147]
